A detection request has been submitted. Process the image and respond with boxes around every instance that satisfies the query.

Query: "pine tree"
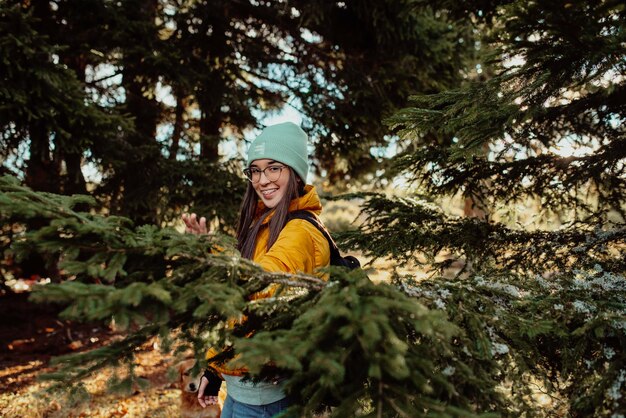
[293,0,475,184]
[349,0,625,415]
[2,0,475,224]
[0,2,128,195]
[2,1,624,417]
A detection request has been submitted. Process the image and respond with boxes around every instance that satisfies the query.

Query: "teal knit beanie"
[246,122,309,182]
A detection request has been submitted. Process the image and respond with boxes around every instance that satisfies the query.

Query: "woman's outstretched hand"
[182,213,208,235]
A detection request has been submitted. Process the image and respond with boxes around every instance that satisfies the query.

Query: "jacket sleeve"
[256,219,319,274]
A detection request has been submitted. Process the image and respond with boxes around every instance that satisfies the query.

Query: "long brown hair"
[236,167,305,259]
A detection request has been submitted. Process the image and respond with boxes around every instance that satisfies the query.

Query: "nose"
[189,383,196,391]
[258,170,271,185]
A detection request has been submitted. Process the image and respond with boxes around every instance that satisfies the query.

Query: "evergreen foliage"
[1,175,475,416]
[1,0,473,225]
[1,0,625,416]
[344,194,625,273]
[342,0,625,415]
[0,3,130,194]
[292,0,474,182]
[387,0,625,217]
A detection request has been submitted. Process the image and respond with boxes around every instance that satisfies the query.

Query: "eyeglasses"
[243,165,287,183]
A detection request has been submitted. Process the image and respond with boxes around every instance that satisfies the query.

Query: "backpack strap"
[287,210,343,266]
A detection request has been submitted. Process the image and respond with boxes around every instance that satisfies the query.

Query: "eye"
[250,168,262,174]
[267,166,281,173]
[183,369,191,376]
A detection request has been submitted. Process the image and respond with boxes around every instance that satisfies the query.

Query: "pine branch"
[395,265,626,417]
[392,139,626,215]
[341,194,625,274]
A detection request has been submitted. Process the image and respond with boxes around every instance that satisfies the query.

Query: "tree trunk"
[60,54,88,196]
[197,4,228,163]
[25,122,59,193]
[199,106,221,162]
[63,152,88,196]
[24,0,59,193]
[118,0,161,225]
[169,92,185,161]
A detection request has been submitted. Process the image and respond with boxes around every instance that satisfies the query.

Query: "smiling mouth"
[261,189,278,197]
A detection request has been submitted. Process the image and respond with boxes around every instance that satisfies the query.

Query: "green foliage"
[0,2,131,184]
[158,159,247,230]
[0,176,486,416]
[0,5,91,132]
[2,0,625,416]
[2,0,476,220]
[356,0,626,415]
[397,267,626,417]
[237,270,464,415]
[343,193,625,273]
[295,0,475,183]
[8,168,624,415]
[0,0,403,217]
[386,0,626,216]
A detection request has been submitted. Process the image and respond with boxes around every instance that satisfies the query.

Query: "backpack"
[288,210,361,270]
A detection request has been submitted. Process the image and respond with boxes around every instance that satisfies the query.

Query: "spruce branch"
[395,265,626,417]
[342,194,625,274]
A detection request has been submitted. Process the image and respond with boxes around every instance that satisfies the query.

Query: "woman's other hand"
[182,213,208,235]
[197,373,220,408]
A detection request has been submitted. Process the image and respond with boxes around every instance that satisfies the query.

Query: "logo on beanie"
[253,143,265,154]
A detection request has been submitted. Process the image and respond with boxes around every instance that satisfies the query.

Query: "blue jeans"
[221,394,291,418]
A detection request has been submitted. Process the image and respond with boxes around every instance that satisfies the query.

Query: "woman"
[182,122,331,417]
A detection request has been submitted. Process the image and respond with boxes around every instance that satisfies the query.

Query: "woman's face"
[249,159,290,209]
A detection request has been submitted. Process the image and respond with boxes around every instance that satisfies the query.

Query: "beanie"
[246,122,309,182]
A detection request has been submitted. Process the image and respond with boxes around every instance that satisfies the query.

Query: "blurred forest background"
[1,0,625,417]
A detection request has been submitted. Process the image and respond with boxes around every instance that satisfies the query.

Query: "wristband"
[201,368,222,396]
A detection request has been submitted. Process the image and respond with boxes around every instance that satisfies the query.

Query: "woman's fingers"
[181,213,208,234]
[182,213,194,229]
[197,376,209,407]
[188,213,198,231]
[197,376,219,408]
[199,395,219,406]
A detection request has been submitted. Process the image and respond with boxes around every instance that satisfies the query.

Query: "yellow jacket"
[207,185,330,375]
[251,184,330,276]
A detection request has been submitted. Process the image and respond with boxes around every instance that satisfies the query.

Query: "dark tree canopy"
[1,0,473,224]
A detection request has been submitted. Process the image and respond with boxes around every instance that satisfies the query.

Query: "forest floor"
[0,291,181,418]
